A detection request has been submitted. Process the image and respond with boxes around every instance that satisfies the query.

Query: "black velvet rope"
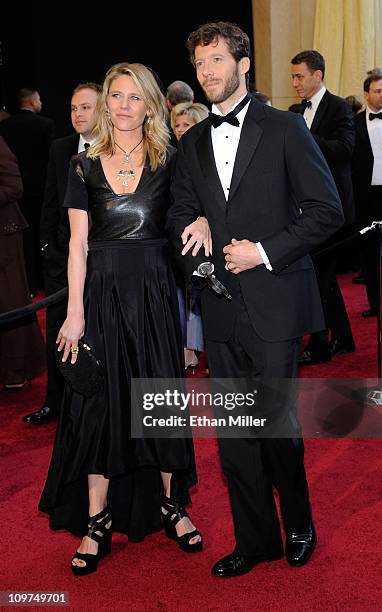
[0,225,376,325]
[0,288,68,325]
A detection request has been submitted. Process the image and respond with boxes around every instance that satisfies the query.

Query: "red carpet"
[0,274,381,611]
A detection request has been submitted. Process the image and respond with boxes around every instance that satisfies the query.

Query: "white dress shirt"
[366,106,382,186]
[78,135,94,153]
[210,94,271,269]
[303,86,326,130]
[210,94,250,199]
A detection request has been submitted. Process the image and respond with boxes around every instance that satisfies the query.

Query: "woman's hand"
[181,216,212,257]
[56,314,85,364]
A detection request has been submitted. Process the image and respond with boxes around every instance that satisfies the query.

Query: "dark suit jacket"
[40,133,79,287]
[351,110,377,224]
[167,98,344,342]
[0,110,55,220]
[310,90,355,224]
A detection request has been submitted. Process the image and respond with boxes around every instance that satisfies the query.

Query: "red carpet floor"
[0,273,381,611]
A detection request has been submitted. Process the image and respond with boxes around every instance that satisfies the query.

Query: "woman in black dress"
[39,63,206,575]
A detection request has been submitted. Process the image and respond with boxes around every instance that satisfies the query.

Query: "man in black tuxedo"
[23,83,101,425]
[0,88,55,295]
[352,72,382,317]
[291,50,356,364]
[167,22,343,577]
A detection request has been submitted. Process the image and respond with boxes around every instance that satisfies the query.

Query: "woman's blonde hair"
[89,62,169,170]
[170,102,209,131]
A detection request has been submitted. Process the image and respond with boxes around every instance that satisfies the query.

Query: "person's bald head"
[166,80,194,109]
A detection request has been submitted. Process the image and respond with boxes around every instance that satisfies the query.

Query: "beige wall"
[252,0,317,109]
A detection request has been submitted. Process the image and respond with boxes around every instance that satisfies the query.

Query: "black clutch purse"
[55,340,104,398]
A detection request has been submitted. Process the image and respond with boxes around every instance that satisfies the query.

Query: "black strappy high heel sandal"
[161,495,202,553]
[71,507,112,576]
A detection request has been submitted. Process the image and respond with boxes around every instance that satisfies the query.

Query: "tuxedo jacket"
[167,98,344,342]
[351,110,378,224]
[40,133,79,286]
[309,90,355,224]
[0,110,55,217]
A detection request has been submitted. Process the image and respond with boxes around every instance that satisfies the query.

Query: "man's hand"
[223,239,263,274]
[181,216,212,257]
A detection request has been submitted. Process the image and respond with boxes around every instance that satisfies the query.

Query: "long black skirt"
[39,239,196,541]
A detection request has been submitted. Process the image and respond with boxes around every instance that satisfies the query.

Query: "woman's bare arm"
[56,208,88,363]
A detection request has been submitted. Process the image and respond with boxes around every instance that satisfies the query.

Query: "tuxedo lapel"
[67,134,80,160]
[228,99,264,203]
[57,134,79,168]
[358,111,373,156]
[196,123,227,210]
[310,90,330,134]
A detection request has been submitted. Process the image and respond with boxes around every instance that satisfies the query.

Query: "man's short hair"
[186,21,251,65]
[251,90,270,104]
[72,82,102,96]
[291,50,325,79]
[166,81,194,107]
[363,72,382,92]
[17,87,39,107]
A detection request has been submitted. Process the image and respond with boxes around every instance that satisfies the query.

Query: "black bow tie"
[84,142,90,149]
[208,93,251,128]
[369,112,382,121]
[301,99,312,110]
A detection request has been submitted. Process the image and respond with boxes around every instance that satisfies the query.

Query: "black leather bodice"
[65,148,176,242]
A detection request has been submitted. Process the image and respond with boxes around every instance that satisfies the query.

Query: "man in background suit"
[352,72,382,317]
[167,21,343,577]
[291,50,356,364]
[0,88,55,295]
[23,83,101,424]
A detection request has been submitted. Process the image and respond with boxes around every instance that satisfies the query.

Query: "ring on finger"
[70,346,79,355]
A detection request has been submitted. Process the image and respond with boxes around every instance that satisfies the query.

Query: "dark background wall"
[1,5,253,137]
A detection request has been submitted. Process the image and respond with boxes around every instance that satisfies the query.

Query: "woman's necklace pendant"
[114,139,142,187]
[121,169,136,187]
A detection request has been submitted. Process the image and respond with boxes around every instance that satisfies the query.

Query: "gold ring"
[70,346,79,355]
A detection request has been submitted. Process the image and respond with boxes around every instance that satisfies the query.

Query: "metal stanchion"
[364,223,382,404]
[351,221,382,404]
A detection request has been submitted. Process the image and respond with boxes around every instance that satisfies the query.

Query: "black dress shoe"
[329,339,356,357]
[211,551,283,577]
[286,524,316,566]
[298,349,331,366]
[352,275,365,284]
[0,385,24,393]
[362,309,378,318]
[22,405,58,424]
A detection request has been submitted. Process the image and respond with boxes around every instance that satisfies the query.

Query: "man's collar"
[308,86,326,108]
[212,92,249,116]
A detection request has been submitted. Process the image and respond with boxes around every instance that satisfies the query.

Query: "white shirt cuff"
[256,242,273,270]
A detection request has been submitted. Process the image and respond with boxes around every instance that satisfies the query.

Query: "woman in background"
[171,102,209,372]
[0,136,45,390]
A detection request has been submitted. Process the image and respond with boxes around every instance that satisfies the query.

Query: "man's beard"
[203,66,240,104]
